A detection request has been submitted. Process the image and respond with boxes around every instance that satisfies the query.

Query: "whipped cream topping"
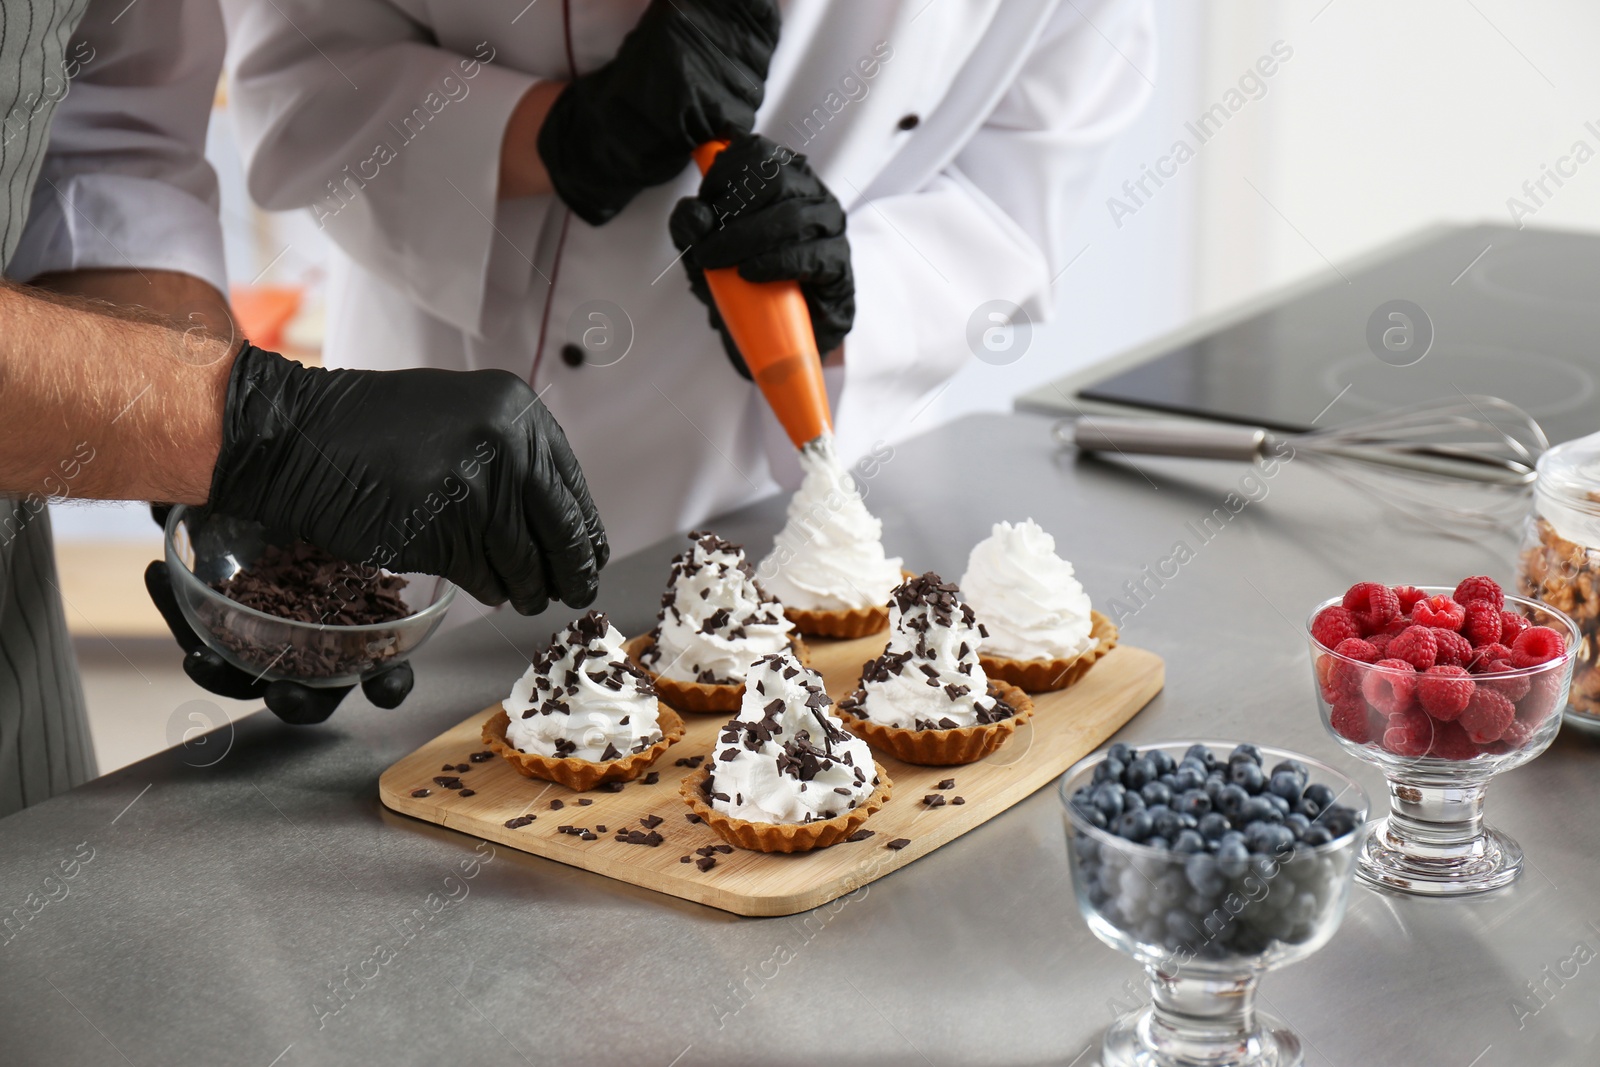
[706,650,879,825]
[505,611,663,761]
[642,532,794,684]
[758,434,903,612]
[960,519,1094,661]
[839,573,1013,731]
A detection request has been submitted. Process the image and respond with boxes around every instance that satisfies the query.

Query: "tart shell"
[679,764,893,853]
[482,705,684,791]
[840,680,1035,766]
[624,634,811,713]
[781,570,916,639]
[979,611,1119,694]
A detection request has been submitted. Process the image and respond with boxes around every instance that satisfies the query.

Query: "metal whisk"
[1054,395,1548,529]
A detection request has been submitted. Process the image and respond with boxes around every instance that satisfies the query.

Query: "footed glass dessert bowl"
[1062,741,1368,1067]
[1307,584,1577,895]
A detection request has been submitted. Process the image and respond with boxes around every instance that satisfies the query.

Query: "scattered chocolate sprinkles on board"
[409,788,431,798]
[886,838,911,850]
[937,778,956,790]
[503,815,536,829]
[847,829,876,842]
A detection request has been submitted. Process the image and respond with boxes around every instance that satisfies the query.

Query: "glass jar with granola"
[1518,431,1600,730]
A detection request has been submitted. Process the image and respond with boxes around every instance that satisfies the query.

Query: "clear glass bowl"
[164,505,456,688]
[1307,587,1577,895]
[1061,741,1368,1067]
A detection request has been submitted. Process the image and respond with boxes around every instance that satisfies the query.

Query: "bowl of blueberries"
[1061,741,1367,1067]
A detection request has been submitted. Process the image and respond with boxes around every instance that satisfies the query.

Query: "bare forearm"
[499,80,565,200]
[0,274,237,505]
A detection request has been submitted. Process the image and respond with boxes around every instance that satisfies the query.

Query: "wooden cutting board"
[378,634,1163,916]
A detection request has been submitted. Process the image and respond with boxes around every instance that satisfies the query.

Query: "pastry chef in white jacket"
[221,0,1154,559]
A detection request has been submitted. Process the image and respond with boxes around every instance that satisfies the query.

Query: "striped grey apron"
[0,0,97,817]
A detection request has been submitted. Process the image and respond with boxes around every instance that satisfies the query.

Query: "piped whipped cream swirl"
[759,435,902,612]
[839,573,1013,731]
[706,650,878,824]
[643,532,794,684]
[960,519,1094,661]
[505,611,662,761]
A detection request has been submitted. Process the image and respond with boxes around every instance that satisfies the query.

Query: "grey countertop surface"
[3,411,1597,1067]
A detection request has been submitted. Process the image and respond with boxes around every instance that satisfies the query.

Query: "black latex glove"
[210,345,608,617]
[668,134,854,379]
[144,557,412,725]
[537,0,780,226]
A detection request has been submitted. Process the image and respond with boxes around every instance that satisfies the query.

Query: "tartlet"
[682,648,890,852]
[841,680,1034,766]
[980,611,1119,693]
[483,706,684,791]
[626,632,811,713]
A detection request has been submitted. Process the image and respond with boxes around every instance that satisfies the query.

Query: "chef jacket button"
[897,113,920,131]
[561,343,584,367]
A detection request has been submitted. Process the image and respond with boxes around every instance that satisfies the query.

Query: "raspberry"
[1412,595,1465,631]
[1330,697,1375,743]
[1499,716,1540,749]
[1393,585,1429,612]
[1498,611,1529,645]
[1467,643,1513,672]
[1323,639,1378,701]
[1480,669,1531,702]
[1460,600,1502,647]
[1460,688,1516,743]
[1510,626,1567,668]
[1516,670,1565,725]
[1311,606,1362,649]
[1387,625,1438,670]
[1432,628,1472,668]
[1381,615,1413,637]
[1383,708,1434,757]
[1342,582,1400,634]
[1416,665,1474,721]
[1362,658,1418,715]
[1453,575,1505,609]
[1367,632,1393,658]
[1426,720,1480,760]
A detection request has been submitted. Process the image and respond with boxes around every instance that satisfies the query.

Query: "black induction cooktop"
[1018,224,1600,445]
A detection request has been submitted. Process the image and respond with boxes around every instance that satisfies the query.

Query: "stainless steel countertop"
[3,412,1596,1067]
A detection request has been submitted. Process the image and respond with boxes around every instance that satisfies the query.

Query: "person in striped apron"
[0,0,608,817]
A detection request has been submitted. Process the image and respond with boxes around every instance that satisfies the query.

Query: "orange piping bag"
[692,140,832,450]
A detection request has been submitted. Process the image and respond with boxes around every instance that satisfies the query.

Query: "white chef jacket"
[222,0,1154,559]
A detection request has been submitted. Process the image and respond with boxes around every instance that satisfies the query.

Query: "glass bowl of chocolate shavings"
[164,505,456,687]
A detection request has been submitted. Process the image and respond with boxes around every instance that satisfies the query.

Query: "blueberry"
[1122,791,1146,813]
[1296,796,1323,818]
[1184,853,1226,896]
[1174,790,1212,817]
[1284,813,1312,838]
[1218,829,1246,850]
[1149,750,1177,775]
[1117,809,1154,842]
[1230,761,1266,794]
[1216,838,1251,878]
[1150,806,1181,840]
[1173,765,1206,792]
[1197,812,1231,841]
[1158,772,1179,789]
[1083,808,1109,830]
[1230,743,1263,766]
[1303,783,1337,811]
[1173,829,1207,853]
[1183,743,1213,766]
[1204,774,1227,801]
[1107,742,1136,766]
[1264,794,1292,818]
[1216,784,1249,818]
[1093,758,1125,785]
[1145,836,1169,851]
[1118,866,1149,905]
[1269,770,1304,803]
[1321,804,1359,838]
[1126,758,1158,790]
[1240,797,1282,825]
[1091,783,1125,820]
[1247,823,1295,855]
[1141,781,1174,808]
[1176,813,1199,831]
[1152,870,1187,907]
[1301,825,1334,846]
[1271,758,1309,782]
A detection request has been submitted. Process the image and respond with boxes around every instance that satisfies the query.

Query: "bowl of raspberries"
[1062,741,1368,1067]
[1306,575,1578,895]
